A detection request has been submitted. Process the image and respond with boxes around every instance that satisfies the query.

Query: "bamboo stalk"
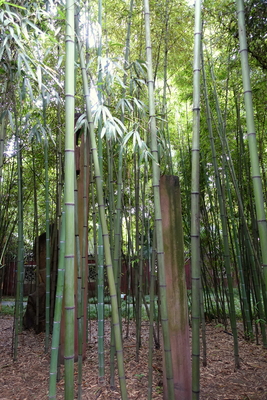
[43,94,51,354]
[235,0,267,293]
[143,0,174,398]
[13,100,24,361]
[49,212,66,399]
[191,1,202,398]
[64,1,76,398]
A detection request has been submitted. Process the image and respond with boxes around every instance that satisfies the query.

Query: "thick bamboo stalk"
[137,171,146,358]
[32,145,40,331]
[235,0,267,292]
[43,95,51,354]
[64,1,76,398]
[191,1,202,398]
[96,0,106,385]
[74,173,83,399]
[0,112,6,187]
[161,0,173,175]
[147,230,156,400]
[13,102,24,361]
[49,212,66,399]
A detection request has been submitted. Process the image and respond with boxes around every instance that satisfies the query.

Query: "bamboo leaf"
[5,42,12,61]
[56,55,64,69]
[74,113,86,133]
[36,65,42,91]
[116,99,125,114]
[17,53,22,75]
[135,130,143,148]
[20,53,36,80]
[0,1,26,9]
[133,97,146,114]
[114,74,126,89]
[39,62,62,88]
[13,33,24,51]
[25,19,43,35]
[21,19,29,40]
[46,126,56,146]
[121,129,134,149]
[113,117,127,133]
[100,125,107,138]
[13,21,21,37]
[116,98,133,113]
[0,45,5,61]
[7,110,14,132]
[55,26,61,36]
[30,124,42,143]
[9,25,14,38]
[133,129,136,149]
[125,99,133,112]
[20,78,26,101]
[25,78,33,101]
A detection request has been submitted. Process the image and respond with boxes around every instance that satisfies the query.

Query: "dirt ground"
[0,315,267,400]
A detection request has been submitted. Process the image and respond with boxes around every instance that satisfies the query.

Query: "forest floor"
[0,315,267,400]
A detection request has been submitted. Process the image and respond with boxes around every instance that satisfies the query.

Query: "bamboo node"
[64,355,75,360]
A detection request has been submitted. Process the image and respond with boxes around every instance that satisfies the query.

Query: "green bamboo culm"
[73,14,88,398]
[0,111,6,190]
[13,112,24,361]
[76,28,129,400]
[191,0,202,398]
[77,117,89,400]
[49,211,66,399]
[113,0,134,328]
[143,0,174,398]
[74,174,83,400]
[147,230,156,400]
[64,0,76,398]
[134,152,141,361]
[235,0,267,295]
[32,144,40,333]
[94,0,105,385]
[43,93,51,354]
[136,167,146,358]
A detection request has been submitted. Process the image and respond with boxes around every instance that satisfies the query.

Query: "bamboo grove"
[0,0,266,399]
